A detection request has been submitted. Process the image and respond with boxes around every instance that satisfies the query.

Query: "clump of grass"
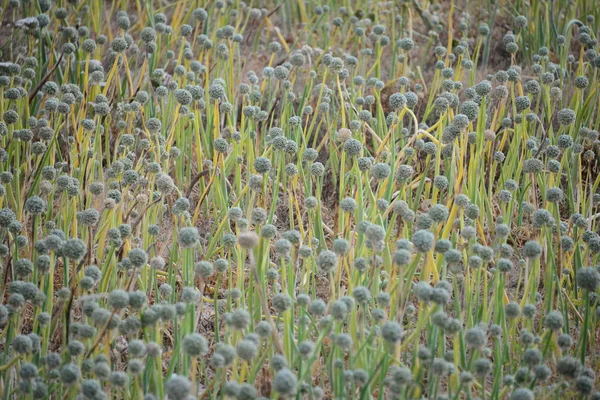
[0,0,599,399]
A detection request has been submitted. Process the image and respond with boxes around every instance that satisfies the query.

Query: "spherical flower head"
[556,134,573,149]
[332,238,350,255]
[173,197,190,215]
[334,128,353,145]
[127,339,147,359]
[532,209,553,228]
[344,138,362,157]
[24,196,46,215]
[316,250,338,273]
[208,83,225,101]
[389,93,406,110]
[434,175,449,190]
[451,196,469,211]
[272,293,293,313]
[461,204,480,221]
[237,231,259,249]
[14,258,33,278]
[273,238,292,257]
[111,37,128,53]
[60,363,81,385]
[340,197,357,213]
[145,117,162,134]
[165,376,191,400]
[352,286,371,304]
[473,357,492,377]
[89,181,105,196]
[557,108,576,126]
[512,14,528,29]
[510,387,535,400]
[19,362,38,380]
[520,330,535,346]
[66,340,85,357]
[210,352,226,369]
[178,227,199,248]
[230,309,250,331]
[465,327,486,349]
[365,223,385,247]
[412,229,434,253]
[546,187,564,203]
[127,248,148,268]
[274,65,290,80]
[393,249,412,266]
[392,200,409,216]
[498,302,520,323]
[12,334,33,354]
[156,173,175,194]
[459,101,479,121]
[333,333,353,352]
[259,224,277,240]
[520,304,536,319]
[497,258,513,273]
[182,333,208,357]
[140,27,157,43]
[77,209,100,226]
[149,256,165,270]
[174,89,192,105]
[178,23,193,37]
[236,339,257,361]
[209,137,229,155]
[495,223,510,238]
[413,281,432,302]
[523,348,542,367]
[395,36,414,52]
[576,267,600,291]
[62,238,87,261]
[532,364,550,382]
[430,286,450,304]
[524,79,541,96]
[79,379,103,400]
[371,163,391,180]
[499,244,516,260]
[575,375,594,396]
[227,207,243,222]
[263,352,292,376]
[444,249,462,265]
[308,299,327,316]
[475,80,492,97]
[253,156,271,174]
[108,289,129,310]
[208,343,234,369]
[193,260,213,280]
[381,321,402,344]
[118,223,131,238]
[252,320,272,338]
[302,148,319,162]
[289,340,313,364]
[428,204,449,223]
[290,51,305,67]
[484,323,501,339]
[433,96,450,113]
[522,240,542,259]
[543,310,564,331]
[272,368,297,396]
[37,311,51,326]
[157,284,173,301]
[330,300,349,321]
[190,7,207,21]
[556,356,582,379]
